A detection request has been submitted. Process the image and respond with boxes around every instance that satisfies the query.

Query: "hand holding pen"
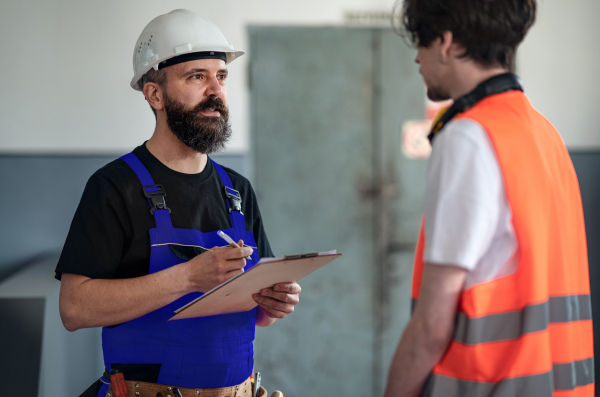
[217,230,253,260]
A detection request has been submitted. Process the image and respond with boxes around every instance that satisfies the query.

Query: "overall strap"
[210,159,246,232]
[120,152,173,228]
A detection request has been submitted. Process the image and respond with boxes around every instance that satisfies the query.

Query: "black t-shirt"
[55,143,273,280]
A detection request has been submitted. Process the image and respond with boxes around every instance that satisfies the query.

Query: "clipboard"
[169,250,342,320]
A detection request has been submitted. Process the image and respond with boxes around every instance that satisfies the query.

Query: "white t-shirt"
[423,118,518,289]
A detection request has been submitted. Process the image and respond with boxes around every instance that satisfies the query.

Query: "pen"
[217,230,252,260]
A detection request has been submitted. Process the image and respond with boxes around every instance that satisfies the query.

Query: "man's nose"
[205,77,223,97]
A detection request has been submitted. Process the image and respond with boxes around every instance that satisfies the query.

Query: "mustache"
[194,96,227,114]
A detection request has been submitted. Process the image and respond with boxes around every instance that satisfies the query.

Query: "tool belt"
[106,377,267,397]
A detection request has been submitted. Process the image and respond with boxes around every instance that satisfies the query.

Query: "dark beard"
[426,86,451,102]
[163,95,232,154]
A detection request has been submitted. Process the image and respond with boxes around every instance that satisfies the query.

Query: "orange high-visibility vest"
[412,90,594,396]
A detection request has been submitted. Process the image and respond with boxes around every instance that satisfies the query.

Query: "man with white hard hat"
[56,9,297,397]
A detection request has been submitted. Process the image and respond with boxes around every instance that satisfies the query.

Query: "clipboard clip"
[284,252,319,260]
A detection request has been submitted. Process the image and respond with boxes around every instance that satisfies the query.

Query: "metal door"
[249,26,426,396]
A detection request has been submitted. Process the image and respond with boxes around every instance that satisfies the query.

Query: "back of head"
[396,0,536,70]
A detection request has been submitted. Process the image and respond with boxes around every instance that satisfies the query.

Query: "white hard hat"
[130,9,244,91]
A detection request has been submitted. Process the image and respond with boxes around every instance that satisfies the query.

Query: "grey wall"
[0,152,249,282]
[0,150,598,394]
[0,253,103,396]
[0,0,396,155]
[570,151,600,384]
[249,26,427,395]
[2,1,598,154]
[0,152,249,395]
[0,154,118,280]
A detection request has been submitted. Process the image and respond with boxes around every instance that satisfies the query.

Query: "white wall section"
[518,0,600,150]
[0,0,597,153]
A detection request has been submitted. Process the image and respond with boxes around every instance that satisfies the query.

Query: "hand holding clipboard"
[169,250,341,320]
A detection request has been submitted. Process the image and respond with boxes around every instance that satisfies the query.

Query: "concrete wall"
[0,152,246,395]
[0,254,103,396]
[0,0,394,155]
[0,153,247,279]
[0,0,599,155]
[518,0,600,150]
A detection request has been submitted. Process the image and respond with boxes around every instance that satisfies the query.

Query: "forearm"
[384,264,465,397]
[59,246,252,331]
[59,264,191,331]
[383,318,451,397]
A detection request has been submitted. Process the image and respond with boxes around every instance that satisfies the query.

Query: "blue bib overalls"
[96,153,259,396]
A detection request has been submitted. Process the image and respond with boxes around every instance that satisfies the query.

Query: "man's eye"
[191,74,203,80]
[218,74,228,81]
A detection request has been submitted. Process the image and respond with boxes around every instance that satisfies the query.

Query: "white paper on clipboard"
[169,250,341,320]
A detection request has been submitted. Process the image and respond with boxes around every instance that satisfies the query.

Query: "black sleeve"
[56,159,273,280]
[247,182,274,259]
[55,171,133,280]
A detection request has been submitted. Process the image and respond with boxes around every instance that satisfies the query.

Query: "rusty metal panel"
[374,30,428,388]
[249,26,425,396]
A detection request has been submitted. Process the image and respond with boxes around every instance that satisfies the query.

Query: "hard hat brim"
[130,50,244,91]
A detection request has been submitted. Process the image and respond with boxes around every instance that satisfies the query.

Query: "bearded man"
[56,10,301,397]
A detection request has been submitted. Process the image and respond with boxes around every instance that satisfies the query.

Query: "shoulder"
[433,118,489,151]
[78,151,148,211]
[86,158,138,193]
[89,144,150,190]
[424,117,504,240]
[212,161,255,193]
[224,166,252,186]
[430,118,499,179]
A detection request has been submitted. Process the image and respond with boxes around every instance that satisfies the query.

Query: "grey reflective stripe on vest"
[422,357,594,396]
[453,294,592,345]
[553,358,595,391]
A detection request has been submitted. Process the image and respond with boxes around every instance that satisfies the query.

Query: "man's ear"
[439,31,454,61]
[143,82,164,112]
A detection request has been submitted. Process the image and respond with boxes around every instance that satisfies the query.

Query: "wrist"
[164,260,195,296]
[255,306,277,327]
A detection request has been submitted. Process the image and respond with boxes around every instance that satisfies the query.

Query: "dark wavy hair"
[394,0,536,70]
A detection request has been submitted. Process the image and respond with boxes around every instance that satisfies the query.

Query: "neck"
[146,122,208,174]
[449,64,509,100]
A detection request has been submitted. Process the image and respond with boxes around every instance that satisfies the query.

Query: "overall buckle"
[143,184,171,215]
[224,186,243,214]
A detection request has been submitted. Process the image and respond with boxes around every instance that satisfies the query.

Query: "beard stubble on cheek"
[163,95,233,155]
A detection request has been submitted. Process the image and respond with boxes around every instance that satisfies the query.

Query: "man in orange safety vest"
[384,0,594,396]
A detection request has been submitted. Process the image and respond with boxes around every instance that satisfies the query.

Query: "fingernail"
[274,285,281,291]
[261,289,268,295]
[253,294,260,301]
